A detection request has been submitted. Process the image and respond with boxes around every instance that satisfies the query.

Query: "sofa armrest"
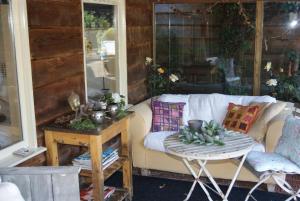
[265,106,293,152]
[128,99,152,168]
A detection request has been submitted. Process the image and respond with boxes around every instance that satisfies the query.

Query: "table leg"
[182,159,213,201]
[45,131,59,166]
[197,160,225,198]
[121,123,133,200]
[224,153,247,200]
[196,153,248,201]
[90,135,104,201]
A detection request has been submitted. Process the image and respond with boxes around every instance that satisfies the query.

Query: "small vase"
[108,104,119,116]
[91,111,105,124]
[99,101,107,110]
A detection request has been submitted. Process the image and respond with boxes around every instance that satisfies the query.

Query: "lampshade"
[88,60,110,78]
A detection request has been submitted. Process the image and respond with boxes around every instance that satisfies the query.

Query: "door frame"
[81,0,128,103]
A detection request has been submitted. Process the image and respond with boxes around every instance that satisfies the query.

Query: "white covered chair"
[245,114,300,201]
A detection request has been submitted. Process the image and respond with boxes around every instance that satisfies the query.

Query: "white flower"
[145,57,152,65]
[169,74,179,82]
[266,79,277,87]
[112,93,121,103]
[264,62,272,72]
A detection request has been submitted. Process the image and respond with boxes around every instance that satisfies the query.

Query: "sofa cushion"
[158,94,190,125]
[188,93,276,124]
[144,131,176,152]
[248,102,287,142]
[151,100,185,132]
[246,151,300,174]
[275,115,300,167]
[223,103,260,133]
[144,131,265,153]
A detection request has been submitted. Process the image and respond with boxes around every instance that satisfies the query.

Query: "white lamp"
[88,60,111,93]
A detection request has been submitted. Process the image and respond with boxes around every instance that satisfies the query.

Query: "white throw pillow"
[246,151,300,174]
[144,131,176,152]
[0,182,25,201]
[158,94,190,125]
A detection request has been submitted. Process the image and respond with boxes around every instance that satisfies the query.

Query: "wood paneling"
[31,52,84,88]
[126,0,154,104]
[34,74,85,125]
[29,28,83,59]
[24,0,85,166]
[27,0,82,28]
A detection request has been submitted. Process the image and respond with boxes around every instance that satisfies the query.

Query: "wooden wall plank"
[126,0,153,104]
[31,53,84,88]
[29,28,83,59]
[27,0,82,28]
[34,73,85,125]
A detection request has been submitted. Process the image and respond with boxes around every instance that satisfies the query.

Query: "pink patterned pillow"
[151,100,185,132]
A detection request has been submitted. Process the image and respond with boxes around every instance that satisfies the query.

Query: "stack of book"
[80,185,116,201]
[73,147,119,170]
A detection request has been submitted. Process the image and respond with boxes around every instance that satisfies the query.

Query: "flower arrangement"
[178,120,225,146]
[145,57,180,96]
[101,92,125,110]
[99,92,127,117]
[264,61,300,102]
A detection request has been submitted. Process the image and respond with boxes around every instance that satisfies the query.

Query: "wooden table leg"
[45,131,59,166]
[90,135,104,201]
[121,120,133,199]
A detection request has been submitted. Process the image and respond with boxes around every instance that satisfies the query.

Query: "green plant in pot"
[179,120,225,146]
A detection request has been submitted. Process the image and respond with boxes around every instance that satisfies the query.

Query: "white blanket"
[188,93,276,124]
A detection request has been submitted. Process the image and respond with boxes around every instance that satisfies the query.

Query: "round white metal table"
[164,131,255,201]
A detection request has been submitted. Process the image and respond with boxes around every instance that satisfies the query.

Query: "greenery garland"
[178,120,225,146]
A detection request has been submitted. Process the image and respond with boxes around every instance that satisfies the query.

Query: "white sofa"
[128,93,294,185]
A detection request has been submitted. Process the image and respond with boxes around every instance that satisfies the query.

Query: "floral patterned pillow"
[151,100,185,132]
[275,115,300,167]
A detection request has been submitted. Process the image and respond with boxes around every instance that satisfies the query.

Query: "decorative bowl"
[91,111,105,124]
[108,104,119,116]
[98,101,107,110]
[188,120,203,131]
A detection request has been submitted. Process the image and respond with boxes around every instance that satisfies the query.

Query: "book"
[80,185,116,201]
[72,147,119,170]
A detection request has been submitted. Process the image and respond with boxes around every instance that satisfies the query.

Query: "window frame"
[81,0,128,103]
[0,0,37,160]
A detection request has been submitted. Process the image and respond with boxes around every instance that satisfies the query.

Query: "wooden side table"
[44,112,134,201]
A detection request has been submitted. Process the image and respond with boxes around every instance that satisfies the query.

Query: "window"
[154,3,256,95]
[82,0,128,102]
[261,2,300,102]
[0,0,37,162]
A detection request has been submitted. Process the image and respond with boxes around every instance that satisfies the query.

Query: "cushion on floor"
[246,151,300,174]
